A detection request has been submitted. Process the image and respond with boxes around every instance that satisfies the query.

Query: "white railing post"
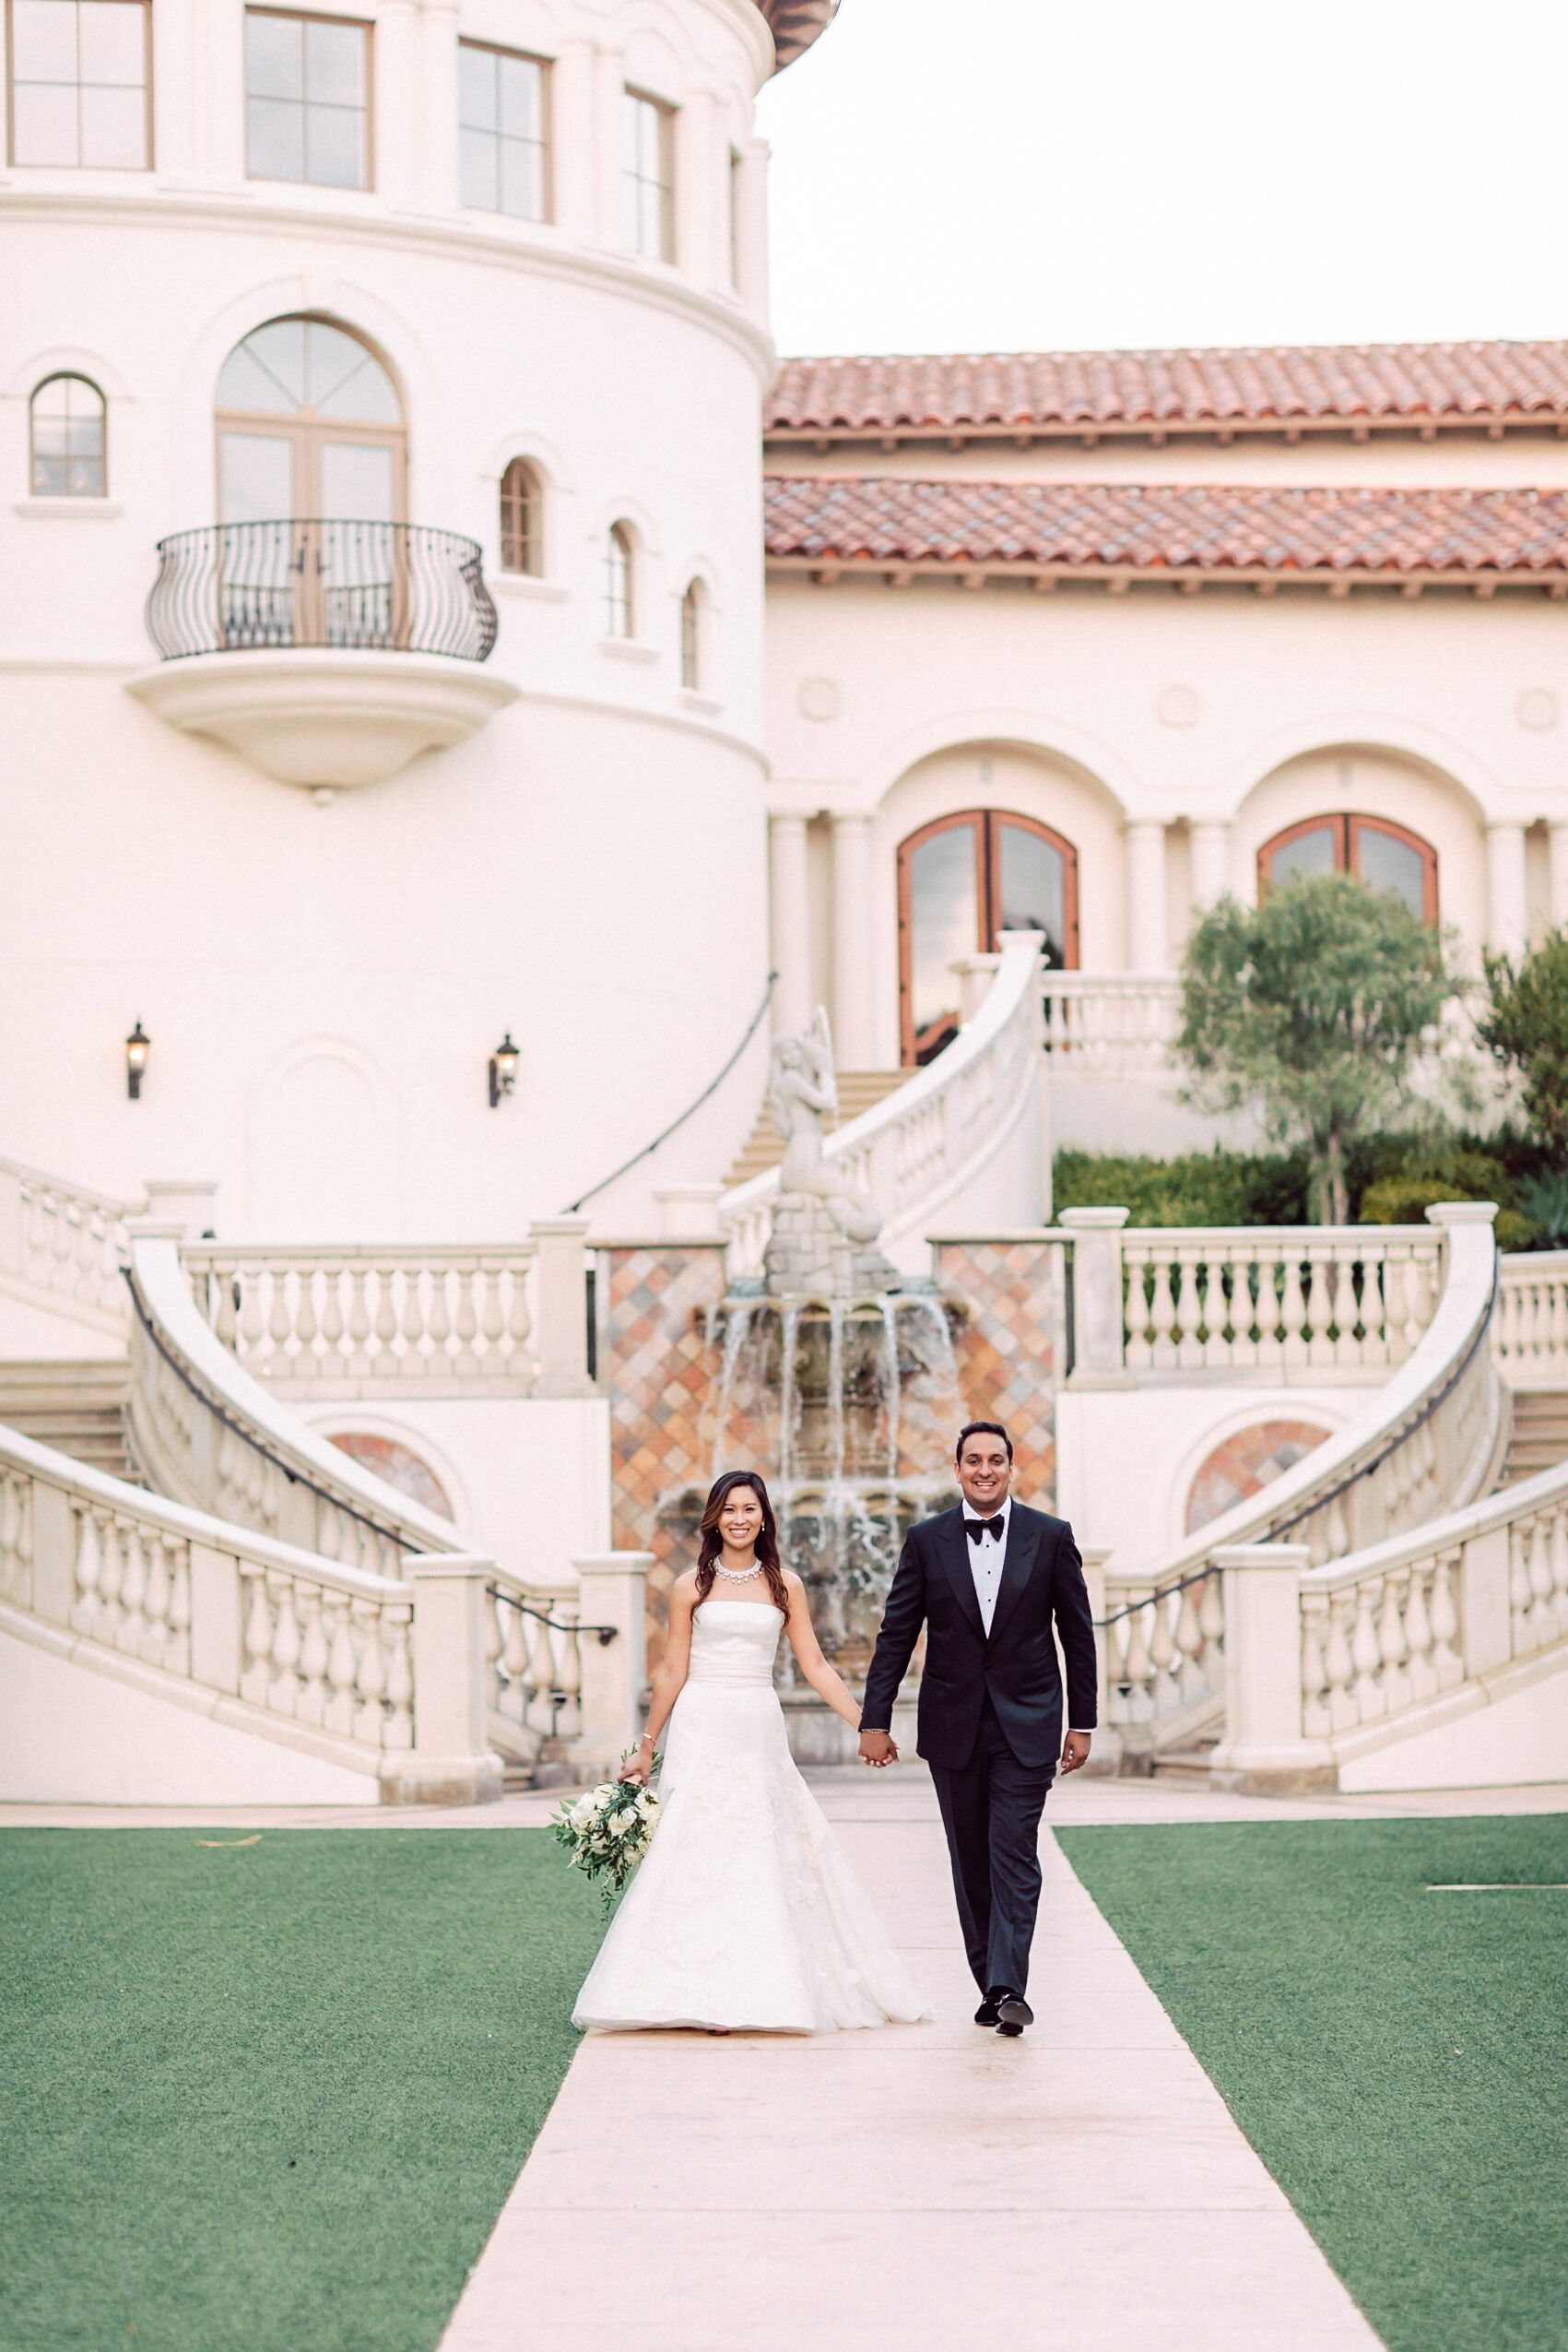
[530,1217,595,1398]
[395,1554,503,1804]
[573,1550,650,1773]
[1060,1207,1133,1387]
[1208,1542,1332,1792]
[142,1178,219,1235]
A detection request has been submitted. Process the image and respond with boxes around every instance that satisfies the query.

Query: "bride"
[572,1470,932,2035]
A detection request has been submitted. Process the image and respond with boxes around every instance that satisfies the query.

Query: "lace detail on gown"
[572,1600,932,2034]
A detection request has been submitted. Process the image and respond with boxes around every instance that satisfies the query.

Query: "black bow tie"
[966,1515,1005,1542]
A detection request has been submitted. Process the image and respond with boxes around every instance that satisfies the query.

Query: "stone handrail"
[1040,972,1182,1071]
[721,930,1045,1277]
[1099,1205,1503,1762]
[126,1227,464,1579]
[1117,1223,1442,1382]
[1493,1250,1568,1387]
[0,1152,136,1336]
[183,1239,538,1398]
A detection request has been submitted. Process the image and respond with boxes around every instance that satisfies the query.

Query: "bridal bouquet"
[551,1761,662,1912]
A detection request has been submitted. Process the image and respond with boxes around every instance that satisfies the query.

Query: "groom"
[858,1421,1097,2038]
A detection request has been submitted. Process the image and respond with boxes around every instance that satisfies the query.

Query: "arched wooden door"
[897,809,1079,1065]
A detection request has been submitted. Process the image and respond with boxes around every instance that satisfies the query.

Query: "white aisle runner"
[439,1785,1383,2352]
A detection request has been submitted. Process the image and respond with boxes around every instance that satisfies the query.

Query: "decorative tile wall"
[935,1239,1063,1508]
[1184,1418,1329,1533]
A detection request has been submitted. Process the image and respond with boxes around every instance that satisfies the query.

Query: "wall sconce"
[488,1031,519,1108]
[125,1021,150,1101]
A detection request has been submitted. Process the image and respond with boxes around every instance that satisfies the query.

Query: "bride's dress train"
[572,1600,931,2034]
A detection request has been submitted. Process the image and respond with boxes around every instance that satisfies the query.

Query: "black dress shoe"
[973,1995,1000,2027]
[995,1991,1033,2038]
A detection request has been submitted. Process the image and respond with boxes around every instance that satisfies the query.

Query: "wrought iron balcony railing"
[146,519,499,663]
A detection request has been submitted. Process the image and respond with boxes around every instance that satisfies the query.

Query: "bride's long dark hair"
[695,1471,790,1616]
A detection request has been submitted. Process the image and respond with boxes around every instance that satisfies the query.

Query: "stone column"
[1125,820,1168,969]
[574,1552,651,1770]
[831,812,876,1068]
[530,1217,595,1396]
[1549,821,1568,930]
[415,0,461,210]
[949,951,1001,1025]
[1059,1207,1133,1388]
[769,812,812,1035]
[399,1556,503,1803]
[1485,821,1529,957]
[550,41,596,236]
[731,136,771,314]
[1189,819,1231,911]
[674,89,715,280]
[1208,1543,1332,1793]
[594,42,627,245]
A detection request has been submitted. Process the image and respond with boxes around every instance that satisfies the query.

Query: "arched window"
[499,458,541,574]
[897,809,1079,1065]
[214,315,405,646]
[1258,813,1438,924]
[679,578,702,689]
[605,523,634,638]
[30,373,106,496]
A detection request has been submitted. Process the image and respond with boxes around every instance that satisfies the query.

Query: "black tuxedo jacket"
[859,1502,1098,1772]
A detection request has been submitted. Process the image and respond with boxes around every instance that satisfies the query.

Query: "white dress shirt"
[961,1494,1091,1736]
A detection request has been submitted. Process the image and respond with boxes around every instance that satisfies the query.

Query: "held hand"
[1060,1731,1091,1776]
[617,1750,651,1786]
[858,1730,899,1768]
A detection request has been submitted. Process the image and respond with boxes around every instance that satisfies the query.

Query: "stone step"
[0,1359,134,1478]
[1501,1389,1568,1487]
[723,1070,907,1188]
[1149,1739,1220,1785]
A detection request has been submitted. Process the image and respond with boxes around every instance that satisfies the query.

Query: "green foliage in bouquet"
[552,1763,663,1913]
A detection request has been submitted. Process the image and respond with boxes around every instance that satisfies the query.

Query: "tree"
[1176,873,1455,1224]
[1477,926,1568,1167]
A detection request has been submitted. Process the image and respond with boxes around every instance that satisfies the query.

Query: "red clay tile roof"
[762,476,1568,581]
[767,344,1568,437]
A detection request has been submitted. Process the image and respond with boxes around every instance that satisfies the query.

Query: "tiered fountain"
[705,1015,961,1758]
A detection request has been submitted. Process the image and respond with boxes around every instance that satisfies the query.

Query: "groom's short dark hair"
[956,1420,1013,1462]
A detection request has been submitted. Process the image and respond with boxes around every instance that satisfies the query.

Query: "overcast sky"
[756,0,1562,358]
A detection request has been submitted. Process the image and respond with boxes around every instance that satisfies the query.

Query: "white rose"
[568,1798,595,1832]
[634,1791,655,1817]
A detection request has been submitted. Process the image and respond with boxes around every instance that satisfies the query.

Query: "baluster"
[1349,1578,1385,1719]
[479,1257,506,1378]
[371,1260,399,1378]
[117,1524,147,1656]
[320,1261,348,1382]
[1508,1521,1534,1652]
[1121,1249,1152,1372]
[1404,1558,1436,1704]
[1121,1591,1154,1725]
[454,1259,481,1379]
[1303,1245,1334,1368]
[1550,1502,1568,1643]
[347,1265,372,1378]
[1550,1275,1568,1367]
[1200,1247,1232,1368]
[555,1618,584,1715]
[267,1573,302,1714]
[1172,1578,1205,1700]
[1377,1567,1411,1716]
[1324,1590,1357,1731]
[165,1540,192,1677]
[1173,1251,1203,1368]
[212,1259,240,1348]
[141,1531,171,1668]
[427,1263,453,1375]
[71,1505,103,1636]
[526,1611,557,1710]
[399,1262,429,1380]
[1197,1566,1225,1665]
[1527,1513,1555,1650]
[1430,1551,1463,1684]
[383,1610,414,1750]
[1226,1244,1259,1369]
[1300,1595,1331,1739]
[1360,1248,1391,1366]
[509,1256,534,1384]
[241,1569,273,1707]
[98,1514,124,1642]
[233,1266,264,1374]
[296,1584,328,1723]
[320,1593,359,1735]
[267,1270,293,1378]
[0,1475,27,1606]
[1279,1249,1308,1369]
[1149,1254,1178,1370]
[485,1590,511,1730]
[293,1264,320,1378]
[352,1600,386,1741]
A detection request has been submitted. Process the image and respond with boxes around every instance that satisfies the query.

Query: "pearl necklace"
[713,1560,763,1583]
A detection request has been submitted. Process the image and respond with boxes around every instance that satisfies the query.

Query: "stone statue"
[762,1011,899,1297]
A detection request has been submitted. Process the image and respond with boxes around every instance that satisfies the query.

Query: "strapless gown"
[572,1600,932,2034]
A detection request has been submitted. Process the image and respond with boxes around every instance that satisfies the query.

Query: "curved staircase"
[0,1361,134,1480]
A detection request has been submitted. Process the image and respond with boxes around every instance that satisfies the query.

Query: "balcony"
[125,520,518,793]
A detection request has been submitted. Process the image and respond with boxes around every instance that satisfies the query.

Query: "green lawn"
[1,1829,606,2352]
[1057,1815,1568,2352]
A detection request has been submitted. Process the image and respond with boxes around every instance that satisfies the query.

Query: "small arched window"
[605,523,634,639]
[679,578,702,689]
[30,372,106,497]
[1258,813,1438,925]
[500,458,541,574]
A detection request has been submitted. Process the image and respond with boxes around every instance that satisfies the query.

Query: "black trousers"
[927,1694,1055,1998]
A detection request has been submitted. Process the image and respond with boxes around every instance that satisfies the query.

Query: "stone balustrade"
[1096,1205,1503,1763]
[1493,1250,1568,1386]
[183,1241,538,1398]
[723,931,1046,1279]
[0,1152,135,1338]
[1039,973,1183,1071]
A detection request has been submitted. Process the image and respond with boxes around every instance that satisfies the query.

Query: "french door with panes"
[898,810,1079,1065]
[215,316,407,648]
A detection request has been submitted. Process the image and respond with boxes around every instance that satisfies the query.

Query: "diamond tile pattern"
[767,342,1568,434]
[764,475,1568,579]
[1185,1419,1330,1534]
[937,1241,1061,1508]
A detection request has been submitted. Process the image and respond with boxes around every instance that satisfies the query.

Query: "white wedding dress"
[572,1599,932,2034]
